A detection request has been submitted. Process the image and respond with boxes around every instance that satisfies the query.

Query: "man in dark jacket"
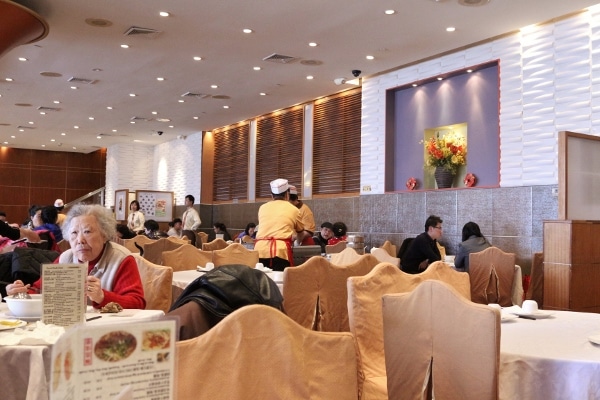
[400,215,443,274]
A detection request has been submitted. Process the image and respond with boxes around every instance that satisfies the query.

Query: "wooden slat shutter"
[212,124,249,201]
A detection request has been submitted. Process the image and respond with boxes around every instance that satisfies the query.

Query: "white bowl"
[4,294,43,318]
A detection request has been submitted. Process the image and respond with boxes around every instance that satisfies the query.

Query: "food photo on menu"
[50,319,176,400]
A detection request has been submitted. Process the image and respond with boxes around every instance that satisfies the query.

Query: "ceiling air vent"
[17,125,35,130]
[124,26,163,39]
[68,77,96,84]
[130,116,152,122]
[37,106,60,112]
[181,92,211,99]
[263,53,300,64]
[458,0,490,6]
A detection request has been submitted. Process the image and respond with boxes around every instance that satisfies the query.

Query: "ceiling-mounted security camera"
[334,77,347,85]
[157,131,163,136]
[352,70,361,77]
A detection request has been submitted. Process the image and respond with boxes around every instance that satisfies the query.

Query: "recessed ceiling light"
[178,100,184,103]
[61,132,66,136]
[446,26,456,32]
[306,75,314,80]
[107,106,113,110]
[50,139,55,142]
[156,118,171,122]
[159,11,169,17]
[467,69,473,73]
[366,55,374,60]
[92,68,102,72]
[96,136,101,139]
[28,121,34,124]
[260,92,266,96]
[5,78,13,82]
[130,121,135,124]
[412,83,418,87]
[40,112,46,115]
[70,86,78,89]
[309,42,318,47]
[10,135,15,138]
[72,147,76,150]
[41,144,45,147]
[74,125,79,129]
[129,93,136,97]
[133,139,142,143]
[152,111,158,115]
[193,56,202,61]
[384,10,395,15]
[211,85,218,89]
[242,28,253,34]
[120,44,129,49]
[18,57,27,62]
[168,125,174,128]
[157,77,165,81]
[193,116,199,119]
[253,67,261,71]
[19,129,24,132]
[53,100,60,104]
[437,77,443,81]
[89,117,94,120]
[112,129,117,132]
[223,105,229,109]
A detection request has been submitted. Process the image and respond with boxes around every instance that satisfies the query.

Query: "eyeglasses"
[433,226,443,230]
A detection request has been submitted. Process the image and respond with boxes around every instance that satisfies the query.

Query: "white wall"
[105,143,154,208]
[360,6,600,194]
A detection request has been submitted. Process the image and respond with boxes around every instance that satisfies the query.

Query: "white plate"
[501,314,517,322]
[3,312,41,322]
[0,319,27,330]
[511,310,554,319]
[588,334,600,345]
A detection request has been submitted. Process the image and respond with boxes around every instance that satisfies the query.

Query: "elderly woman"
[7,204,146,309]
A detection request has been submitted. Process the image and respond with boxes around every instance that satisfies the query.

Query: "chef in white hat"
[54,199,66,227]
[254,178,304,271]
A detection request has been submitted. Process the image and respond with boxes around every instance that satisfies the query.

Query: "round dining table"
[500,309,600,399]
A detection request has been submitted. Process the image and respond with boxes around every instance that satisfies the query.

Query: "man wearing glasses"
[400,215,443,274]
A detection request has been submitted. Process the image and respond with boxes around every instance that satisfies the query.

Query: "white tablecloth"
[500,310,600,400]
[0,304,164,400]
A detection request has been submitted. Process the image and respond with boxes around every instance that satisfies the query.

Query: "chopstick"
[518,315,536,320]
[86,315,102,322]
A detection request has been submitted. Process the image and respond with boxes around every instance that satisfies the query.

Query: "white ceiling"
[0,0,598,153]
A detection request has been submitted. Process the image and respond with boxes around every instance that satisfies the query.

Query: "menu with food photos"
[42,263,87,327]
[50,319,176,400]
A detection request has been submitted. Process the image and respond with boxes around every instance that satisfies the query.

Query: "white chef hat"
[270,178,289,194]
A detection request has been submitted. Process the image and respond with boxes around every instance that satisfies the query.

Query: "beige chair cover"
[162,244,213,272]
[469,247,516,307]
[330,247,362,266]
[370,248,400,267]
[380,240,397,258]
[167,236,189,245]
[526,252,544,306]
[202,238,229,251]
[325,241,347,254]
[142,238,185,265]
[382,280,500,400]
[121,235,154,253]
[347,261,470,400]
[283,254,379,332]
[212,242,259,268]
[132,254,173,314]
[56,239,70,253]
[175,305,358,400]
[196,231,209,248]
[436,242,446,258]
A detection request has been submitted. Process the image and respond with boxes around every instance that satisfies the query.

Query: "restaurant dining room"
[2,0,600,399]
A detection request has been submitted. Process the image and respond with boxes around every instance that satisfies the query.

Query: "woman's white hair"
[62,204,117,241]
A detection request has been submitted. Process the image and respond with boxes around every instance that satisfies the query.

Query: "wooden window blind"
[255,106,304,198]
[212,124,249,201]
[313,88,361,195]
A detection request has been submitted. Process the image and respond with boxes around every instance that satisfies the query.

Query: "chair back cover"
[330,247,362,266]
[175,305,358,400]
[283,254,379,332]
[212,243,259,268]
[347,261,470,400]
[382,280,500,400]
[325,241,347,254]
[196,231,209,248]
[370,247,400,267]
[162,244,213,272]
[469,247,515,306]
[202,238,229,251]
[133,254,173,313]
[380,240,397,258]
[142,238,185,265]
[121,235,154,253]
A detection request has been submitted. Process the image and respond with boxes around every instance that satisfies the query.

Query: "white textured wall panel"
[362,9,600,193]
[106,143,154,208]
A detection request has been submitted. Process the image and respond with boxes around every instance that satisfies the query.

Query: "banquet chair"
[212,243,259,268]
[196,231,209,248]
[56,239,70,253]
[526,252,544,306]
[437,241,446,258]
[202,238,229,251]
[283,254,379,332]
[121,235,154,254]
[175,305,358,400]
[168,235,190,245]
[330,246,362,266]
[325,241,347,254]
[380,240,397,258]
[133,254,173,314]
[469,247,516,307]
[142,237,185,265]
[180,230,196,246]
[347,261,470,400]
[162,244,213,272]
[382,280,500,400]
[370,247,400,268]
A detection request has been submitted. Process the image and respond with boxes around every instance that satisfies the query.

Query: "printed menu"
[50,319,176,400]
[42,263,87,327]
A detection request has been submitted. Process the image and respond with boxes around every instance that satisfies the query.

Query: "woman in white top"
[127,200,145,233]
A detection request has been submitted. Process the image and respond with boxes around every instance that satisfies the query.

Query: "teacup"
[522,300,538,314]
[205,262,215,270]
[255,262,264,270]
[487,303,501,311]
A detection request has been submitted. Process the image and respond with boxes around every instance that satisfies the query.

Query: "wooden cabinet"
[543,220,600,312]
